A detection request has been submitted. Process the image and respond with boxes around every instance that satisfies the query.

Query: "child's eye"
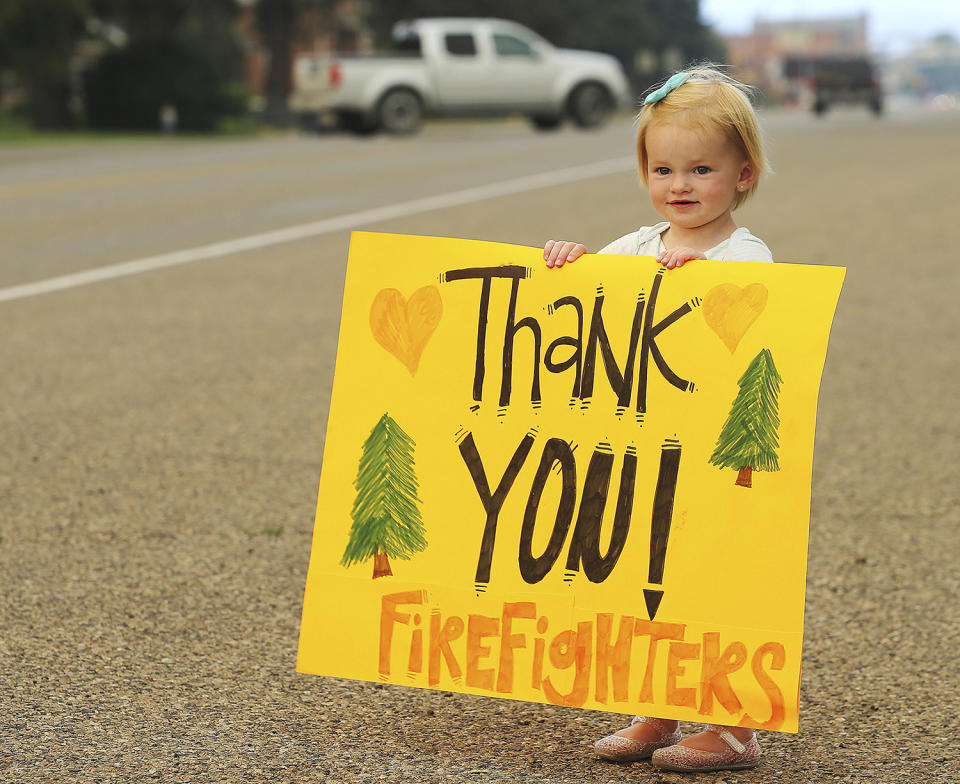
[655,167,671,176]
[694,166,711,175]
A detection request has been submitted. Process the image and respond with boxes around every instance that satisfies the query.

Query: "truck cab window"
[393,31,422,55]
[493,34,535,57]
[444,33,477,56]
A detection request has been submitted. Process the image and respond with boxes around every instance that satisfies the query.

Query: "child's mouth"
[670,200,697,208]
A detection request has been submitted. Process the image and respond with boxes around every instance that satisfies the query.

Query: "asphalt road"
[1,109,958,783]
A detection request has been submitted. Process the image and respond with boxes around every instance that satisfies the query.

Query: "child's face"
[644,121,754,236]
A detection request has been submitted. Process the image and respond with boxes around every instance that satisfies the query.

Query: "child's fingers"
[560,243,586,266]
[544,239,563,267]
[672,251,699,268]
[658,248,700,269]
[552,241,578,268]
[545,240,586,268]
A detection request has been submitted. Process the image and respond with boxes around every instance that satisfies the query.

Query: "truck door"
[488,32,554,109]
[430,30,496,109]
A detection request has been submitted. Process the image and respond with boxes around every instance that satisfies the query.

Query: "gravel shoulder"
[1,110,958,783]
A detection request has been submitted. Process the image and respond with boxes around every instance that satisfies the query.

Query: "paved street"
[1,109,958,782]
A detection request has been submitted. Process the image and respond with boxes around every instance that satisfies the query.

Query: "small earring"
[737,185,745,191]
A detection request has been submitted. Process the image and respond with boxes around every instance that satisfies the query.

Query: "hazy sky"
[700,0,960,54]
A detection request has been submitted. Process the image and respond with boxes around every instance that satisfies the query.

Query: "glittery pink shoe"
[593,716,682,762]
[651,725,761,772]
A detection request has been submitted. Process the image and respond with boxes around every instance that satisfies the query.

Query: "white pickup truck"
[291,18,631,134]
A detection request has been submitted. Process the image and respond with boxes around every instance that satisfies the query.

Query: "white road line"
[0,155,635,304]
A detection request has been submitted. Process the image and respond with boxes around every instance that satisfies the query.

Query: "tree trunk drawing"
[735,466,753,487]
[372,549,393,579]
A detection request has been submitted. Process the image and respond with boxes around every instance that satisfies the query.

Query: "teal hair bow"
[643,72,691,105]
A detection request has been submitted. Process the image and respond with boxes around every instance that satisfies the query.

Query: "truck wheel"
[530,115,563,131]
[376,88,423,135]
[568,82,613,129]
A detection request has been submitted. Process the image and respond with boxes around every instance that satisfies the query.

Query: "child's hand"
[544,240,587,269]
[657,247,703,269]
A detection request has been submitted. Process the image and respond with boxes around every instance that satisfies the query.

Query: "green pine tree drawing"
[341,413,427,578]
[709,348,782,488]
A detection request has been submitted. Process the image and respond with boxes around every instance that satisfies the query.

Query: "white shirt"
[599,222,774,263]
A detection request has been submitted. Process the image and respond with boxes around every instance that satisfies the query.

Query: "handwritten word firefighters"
[379,592,787,731]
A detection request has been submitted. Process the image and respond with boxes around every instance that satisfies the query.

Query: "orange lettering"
[531,616,549,689]
[594,613,634,704]
[698,632,747,716]
[496,602,536,693]
[428,613,464,686]
[740,641,787,730]
[408,623,423,674]
[542,621,593,707]
[634,619,686,703]
[665,641,700,708]
[466,614,499,690]
[378,591,426,677]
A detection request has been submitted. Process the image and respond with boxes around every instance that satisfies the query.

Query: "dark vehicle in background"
[812,57,883,116]
[784,55,884,116]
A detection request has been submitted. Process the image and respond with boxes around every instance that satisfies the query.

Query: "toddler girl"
[543,66,771,773]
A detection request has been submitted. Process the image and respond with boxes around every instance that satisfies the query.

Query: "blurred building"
[888,34,960,98]
[725,14,870,105]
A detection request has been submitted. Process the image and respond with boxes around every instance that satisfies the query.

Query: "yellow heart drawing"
[702,283,768,353]
[369,286,443,375]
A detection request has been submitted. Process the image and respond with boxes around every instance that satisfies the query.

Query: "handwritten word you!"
[458,433,680,591]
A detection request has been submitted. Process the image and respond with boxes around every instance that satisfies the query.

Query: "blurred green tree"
[0,0,89,127]
[83,0,248,131]
[0,0,250,131]
[89,0,238,40]
[84,37,247,132]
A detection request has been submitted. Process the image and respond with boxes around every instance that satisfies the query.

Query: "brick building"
[725,14,870,105]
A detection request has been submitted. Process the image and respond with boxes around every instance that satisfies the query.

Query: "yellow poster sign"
[298,232,844,733]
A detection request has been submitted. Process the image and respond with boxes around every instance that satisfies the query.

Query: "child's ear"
[738,163,758,190]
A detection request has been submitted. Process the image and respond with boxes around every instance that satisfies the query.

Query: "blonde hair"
[636,65,769,209]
